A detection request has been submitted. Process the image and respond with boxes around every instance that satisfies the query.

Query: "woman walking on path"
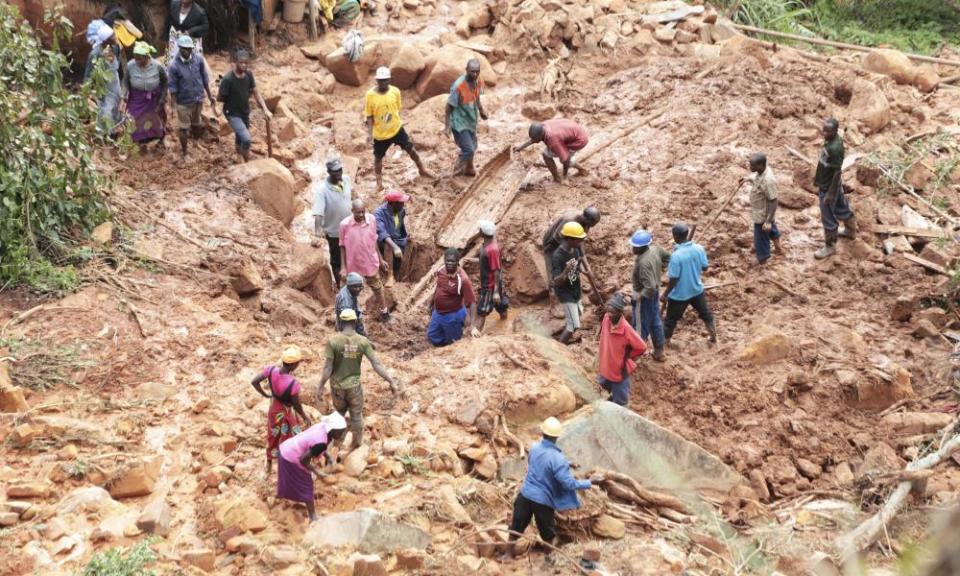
[250,346,313,476]
[277,412,348,522]
[122,41,168,152]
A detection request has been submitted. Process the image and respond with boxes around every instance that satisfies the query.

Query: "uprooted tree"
[0,3,110,292]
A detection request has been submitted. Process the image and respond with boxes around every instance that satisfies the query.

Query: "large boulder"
[389,43,426,89]
[227,158,298,227]
[325,44,381,87]
[862,49,917,85]
[848,79,890,134]
[215,493,268,533]
[304,508,431,554]
[738,330,792,366]
[416,45,497,99]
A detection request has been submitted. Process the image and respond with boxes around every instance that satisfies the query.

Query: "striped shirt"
[749,166,778,225]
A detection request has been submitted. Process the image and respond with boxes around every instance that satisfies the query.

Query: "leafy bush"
[0,4,110,292]
[80,540,157,576]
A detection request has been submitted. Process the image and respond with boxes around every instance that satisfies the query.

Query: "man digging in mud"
[445,59,488,177]
[317,309,402,452]
[217,50,271,163]
[597,293,647,406]
[745,152,782,264]
[661,223,716,345]
[814,117,856,259]
[364,66,431,191]
[516,118,589,184]
[500,417,603,565]
[551,222,602,345]
[428,248,479,346]
[542,207,601,318]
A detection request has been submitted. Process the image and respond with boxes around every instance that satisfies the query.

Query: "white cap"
[478,220,496,236]
[322,411,348,431]
[375,66,391,80]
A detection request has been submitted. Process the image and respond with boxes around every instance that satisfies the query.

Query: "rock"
[4,500,33,516]
[226,534,260,554]
[10,423,40,447]
[862,49,917,84]
[582,546,601,562]
[854,364,914,411]
[277,117,304,143]
[901,204,936,230]
[848,239,883,262]
[214,495,268,533]
[856,164,881,187]
[918,307,948,328]
[520,101,557,121]
[703,7,718,23]
[107,456,161,498]
[592,514,625,539]
[264,545,300,568]
[326,47,372,86]
[7,483,50,499]
[389,43,426,89]
[849,79,890,134]
[288,244,326,290]
[227,158,298,227]
[344,445,371,477]
[304,508,431,554]
[777,188,816,209]
[882,411,954,435]
[654,27,676,43]
[913,319,940,339]
[467,6,492,28]
[458,446,488,462]
[675,29,697,44]
[711,22,738,43]
[136,498,171,536]
[833,462,854,486]
[456,554,482,571]
[905,161,935,190]
[0,512,19,526]
[90,222,114,245]
[437,484,472,525]
[749,470,770,502]
[891,296,916,322]
[914,66,940,93]
[182,548,215,573]
[300,38,338,62]
[919,243,955,269]
[203,465,233,488]
[738,331,791,365]
[883,235,914,255]
[231,258,264,296]
[858,442,902,479]
[416,45,497,99]
[796,458,821,480]
[474,454,498,479]
[351,553,387,576]
[395,549,425,570]
[58,486,114,513]
[0,383,29,413]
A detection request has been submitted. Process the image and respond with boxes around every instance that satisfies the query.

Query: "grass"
[0,338,94,391]
[79,539,157,576]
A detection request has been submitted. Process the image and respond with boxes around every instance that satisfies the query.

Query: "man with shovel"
[814,117,856,259]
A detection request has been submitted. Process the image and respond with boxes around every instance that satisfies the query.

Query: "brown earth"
[2,1,960,575]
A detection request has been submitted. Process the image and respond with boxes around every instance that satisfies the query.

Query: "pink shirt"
[598,314,647,382]
[263,366,301,397]
[279,422,330,470]
[543,119,589,163]
[339,213,381,277]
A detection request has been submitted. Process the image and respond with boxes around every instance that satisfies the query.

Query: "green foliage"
[728,0,818,37]
[79,540,157,576]
[0,4,111,292]
[0,337,93,391]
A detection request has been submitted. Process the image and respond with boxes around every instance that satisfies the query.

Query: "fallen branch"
[499,416,525,459]
[762,277,807,302]
[875,163,959,226]
[596,469,687,513]
[835,432,960,560]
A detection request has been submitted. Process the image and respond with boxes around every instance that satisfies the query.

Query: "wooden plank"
[902,254,950,276]
[874,225,945,239]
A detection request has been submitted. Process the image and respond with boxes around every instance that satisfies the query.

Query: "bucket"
[283,0,308,23]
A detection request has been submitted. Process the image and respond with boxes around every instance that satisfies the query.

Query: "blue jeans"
[752,222,781,263]
[598,375,630,406]
[427,307,467,346]
[452,129,477,162]
[632,290,664,348]
[227,115,252,150]
[818,186,854,233]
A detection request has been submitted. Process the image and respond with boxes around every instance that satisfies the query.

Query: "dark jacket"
[164,1,209,43]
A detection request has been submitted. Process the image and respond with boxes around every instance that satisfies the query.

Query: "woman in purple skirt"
[277,412,347,521]
[121,41,168,153]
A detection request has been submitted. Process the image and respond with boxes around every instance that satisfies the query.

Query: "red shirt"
[433,268,476,314]
[543,119,589,163]
[480,241,502,290]
[598,314,647,382]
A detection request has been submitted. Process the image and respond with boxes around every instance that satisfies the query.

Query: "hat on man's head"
[478,220,496,236]
[346,273,364,287]
[339,309,358,321]
[177,35,195,48]
[375,66,391,80]
[384,190,409,203]
[326,156,342,171]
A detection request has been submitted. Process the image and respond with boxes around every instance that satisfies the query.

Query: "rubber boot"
[653,346,665,361]
[814,231,838,259]
[453,157,467,176]
[839,214,857,239]
[464,157,476,177]
[706,322,717,344]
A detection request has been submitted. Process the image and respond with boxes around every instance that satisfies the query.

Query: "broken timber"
[902,254,950,276]
[873,225,946,239]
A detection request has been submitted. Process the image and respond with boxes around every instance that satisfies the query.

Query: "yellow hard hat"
[541,417,563,437]
[281,346,303,364]
[339,308,358,321]
[560,221,587,239]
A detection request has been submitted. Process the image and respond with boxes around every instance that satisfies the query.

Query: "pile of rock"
[862,48,940,93]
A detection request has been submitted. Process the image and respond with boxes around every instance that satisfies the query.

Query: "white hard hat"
[375,66,391,80]
[478,220,496,236]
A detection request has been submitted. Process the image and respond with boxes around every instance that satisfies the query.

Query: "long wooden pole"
[732,24,960,68]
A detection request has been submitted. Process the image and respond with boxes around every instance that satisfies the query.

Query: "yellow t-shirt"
[364,86,403,141]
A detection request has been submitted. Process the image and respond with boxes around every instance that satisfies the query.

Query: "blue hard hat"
[177,35,195,49]
[629,230,652,248]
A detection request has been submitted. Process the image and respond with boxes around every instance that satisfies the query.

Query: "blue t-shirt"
[667,241,708,301]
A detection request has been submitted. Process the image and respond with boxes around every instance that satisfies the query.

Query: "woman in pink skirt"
[277,412,347,521]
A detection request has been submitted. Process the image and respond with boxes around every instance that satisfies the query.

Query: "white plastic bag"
[342,30,364,63]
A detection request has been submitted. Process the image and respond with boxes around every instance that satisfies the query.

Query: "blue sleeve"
[373,206,390,243]
[700,247,709,268]
[667,256,680,279]
[552,456,591,492]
